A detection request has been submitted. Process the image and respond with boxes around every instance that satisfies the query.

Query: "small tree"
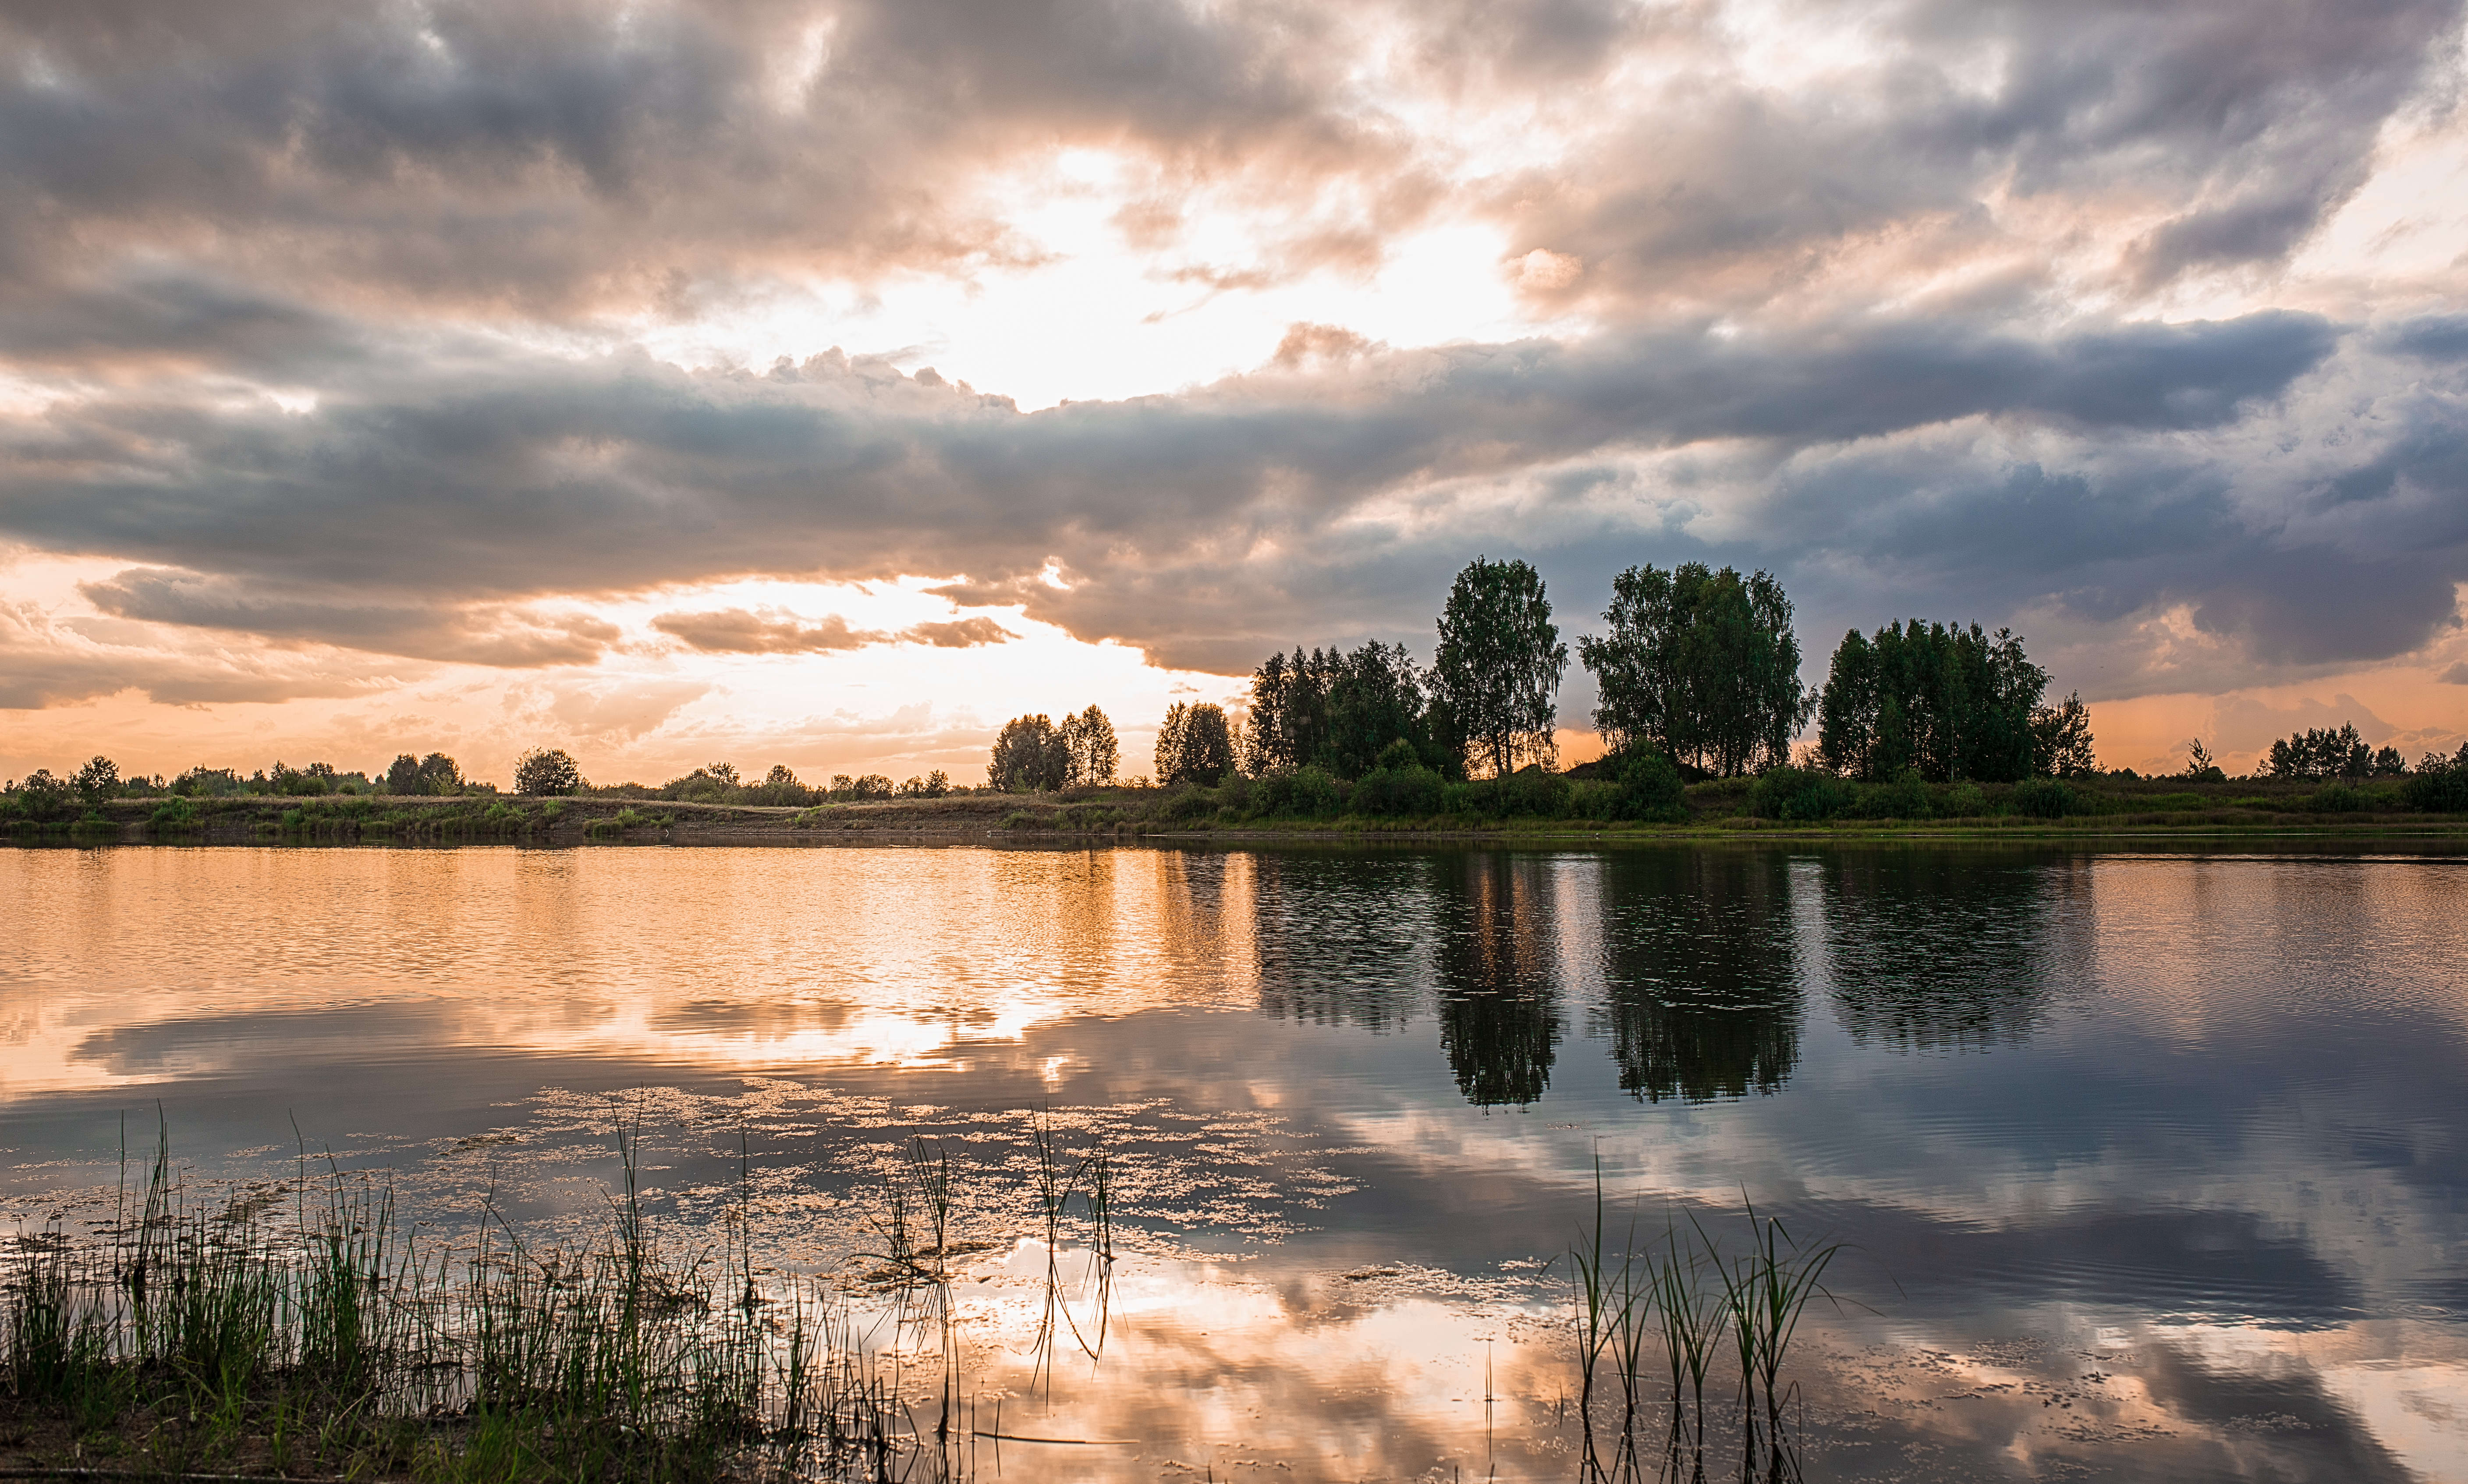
[990,715,1069,792]
[513,747,583,795]
[2030,692,2099,778]
[1433,557,1567,778]
[1155,701,1237,785]
[1060,705,1120,786]
[73,755,121,806]
[414,752,464,795]
[2180,739,2226,781]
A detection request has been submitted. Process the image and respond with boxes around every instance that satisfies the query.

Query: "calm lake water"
[2,841,2464,1481]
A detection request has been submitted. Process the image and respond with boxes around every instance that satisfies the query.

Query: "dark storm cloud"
[0,309,2360,672]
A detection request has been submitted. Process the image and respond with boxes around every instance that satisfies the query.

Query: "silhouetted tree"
[1433,557,1567,778]
[1060,705,1120,785]
[1155,701,1237,785]
[989,715,1070,792]
[2266,723,2372,780]
[2030,691,2099,777]
[513,747,583,795]
[1578,563,1809,777]
[72,756,120,805]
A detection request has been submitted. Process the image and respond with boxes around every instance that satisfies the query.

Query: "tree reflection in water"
[1433,853,1563,1107]
[1592,850,1804,1104]
[1821,851,2089,1051]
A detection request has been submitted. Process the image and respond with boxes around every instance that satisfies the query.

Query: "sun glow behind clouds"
[0,561,1245,786]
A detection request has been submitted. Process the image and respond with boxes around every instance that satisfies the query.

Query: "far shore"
[15,787,2468,847]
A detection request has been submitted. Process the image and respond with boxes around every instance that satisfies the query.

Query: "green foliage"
[2402,743,2468,811]
[1747,766,1858,821]
[1245,641,1438,779]
[1155,700,1238,785]
[512,747,583,796]
[171,766,245,797]
[1059,704,1120,785]
[2266,723,2372,779]
[2031,691,2100,776]
[2007,777,2079,818]
[989,713,1071,792]
[72,755,121,804]
[149,797,200,830]
[1433,556,1568,778]
[1817,619,2050,782]
[2308,783,2372,813]
[1352,761,1447,817]
[9,769,75,822]
[384,751,463,795]
[1577,563,1809,777]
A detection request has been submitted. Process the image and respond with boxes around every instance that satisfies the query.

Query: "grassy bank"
[13,771,2468,846]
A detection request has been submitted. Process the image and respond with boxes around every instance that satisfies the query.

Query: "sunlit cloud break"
[2,0,2465,782]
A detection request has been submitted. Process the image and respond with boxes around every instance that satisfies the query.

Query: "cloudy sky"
[4,0,2467,785]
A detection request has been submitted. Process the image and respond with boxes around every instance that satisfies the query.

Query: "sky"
[3,0,2467,786]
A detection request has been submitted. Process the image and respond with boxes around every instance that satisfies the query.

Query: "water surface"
[2,842,2463,1481]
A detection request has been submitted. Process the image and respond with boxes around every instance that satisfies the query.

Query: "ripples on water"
[2,841,2464,1481]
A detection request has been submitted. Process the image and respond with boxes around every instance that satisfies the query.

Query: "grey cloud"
[899,618,1017,648]
[650,607,1016,654]
[1,304,2427,682]
[0,0,2447,360]
[0,0,1391,327]
[650,608,888,654]
[0,602,375,708]
[2438,662,2468,685]
[1511,0,2454,312]
[0,308,2352,688]
[79,568,619,667]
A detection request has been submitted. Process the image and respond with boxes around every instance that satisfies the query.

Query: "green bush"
[1353,764,1445,818]
[149,798,199,830]
[1941,782,1986,818]
[2007,777,2078,818]
[1858,767,1933,820]
[1748,766,1856,821]
[2402,745,2468,811]
[2308,783,2370,813]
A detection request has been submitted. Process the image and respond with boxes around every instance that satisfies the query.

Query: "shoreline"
[10,790,2467,849]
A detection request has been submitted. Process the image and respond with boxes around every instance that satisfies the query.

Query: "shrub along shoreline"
[15,769,2468,846]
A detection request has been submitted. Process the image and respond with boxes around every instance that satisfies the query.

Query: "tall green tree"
[1816,621,2050,782]
[1433,557,1567,778]
[1576,563,1809,777]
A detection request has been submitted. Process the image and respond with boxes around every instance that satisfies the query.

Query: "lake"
[2,841,2463,1481]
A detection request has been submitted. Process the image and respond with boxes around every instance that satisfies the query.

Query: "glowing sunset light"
[2,0,2464,785]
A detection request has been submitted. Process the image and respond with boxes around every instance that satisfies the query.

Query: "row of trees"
[2259,723,2408,780]
[1199,556,2092,792]
[987,706,1120,793]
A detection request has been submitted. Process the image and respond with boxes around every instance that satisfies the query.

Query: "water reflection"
[1592,851,1803,1104]
[4,843,2466,1482]
[1433,854,1564,1107]
[1819,851,2090,1051]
